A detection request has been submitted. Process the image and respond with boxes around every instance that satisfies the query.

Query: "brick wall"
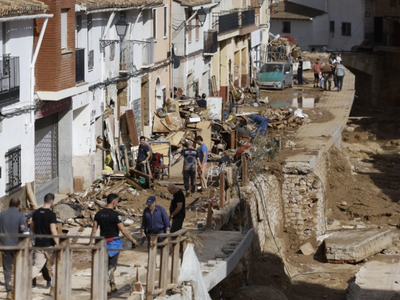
[34,0,76,92]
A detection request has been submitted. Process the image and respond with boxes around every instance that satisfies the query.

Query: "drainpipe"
[30,15,53,129]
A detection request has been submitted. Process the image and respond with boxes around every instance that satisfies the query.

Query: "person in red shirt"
[313,59,322,88]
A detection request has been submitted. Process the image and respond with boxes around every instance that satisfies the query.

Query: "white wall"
[327,0,365,50]
[290,0,327,11]
[313,14,329,47]
[270,19,314,50]
[0,19,36,197]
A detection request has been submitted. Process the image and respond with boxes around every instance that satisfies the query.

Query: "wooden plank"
[196,121,212,151]
[105,117,119,170]
[153,115,170,133]
[230,130,236,149]
[219,172,225,208]
[159,236,170,296]
[26,182,38,209]
[206,189,216,230]
[126,110,139,146]
[124,147,130,171]
[146,236,158,300]
[165,131,185,146]
[129,168,151,189]
[242,155,248,186]
[170,235,180,284]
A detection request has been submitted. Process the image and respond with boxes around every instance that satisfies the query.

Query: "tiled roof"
[0,0,48,18]
[271,1,325,20]
[179,0,213,7]
[76,0,163,11]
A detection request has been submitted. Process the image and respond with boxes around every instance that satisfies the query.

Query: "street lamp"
[258,0,264,5]
[100,16,129,48]
[185,7,207,31]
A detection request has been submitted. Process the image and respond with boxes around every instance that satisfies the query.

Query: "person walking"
[179,140,200,196]
[313,59,322,88]
[0,198,28,300]
[90,193,138,294]
[167,184,186,233]
[31,193,58,297]
[25,212,52,289]
[297,57,303,85]
[136,136,152,174]
[321,63,333,91]
[195,136,208,191]
[335,62,346,91]
[141,196,170,244]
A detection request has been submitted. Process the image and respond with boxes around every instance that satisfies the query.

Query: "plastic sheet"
[178,242,212,300]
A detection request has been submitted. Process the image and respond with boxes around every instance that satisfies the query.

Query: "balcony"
[0,56,20,108]
[204,30,218,55]
[120,38,155,73]
[76,49,85,83]
[219,12,239,34]
[242,10,255,28]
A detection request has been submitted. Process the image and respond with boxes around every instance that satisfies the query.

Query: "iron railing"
[242,9,255,28]
[88,50,94,71]
[0,55,19,108]
[75,49,85,83]
[5,145,21,193]
[120,38,155,72]
[219,12,239,34]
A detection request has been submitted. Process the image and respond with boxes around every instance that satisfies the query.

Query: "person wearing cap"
[0,198,28,300]
[90,193,138,294]
[141,196,170,243]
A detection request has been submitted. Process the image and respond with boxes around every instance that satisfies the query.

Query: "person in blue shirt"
[141,196,170,245]
[136,136,152,174]
[195,136,208,191]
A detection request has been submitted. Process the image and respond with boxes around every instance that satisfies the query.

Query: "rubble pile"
[261,107,311,130]
[54,173,142,231]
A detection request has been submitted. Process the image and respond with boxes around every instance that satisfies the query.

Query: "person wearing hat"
[141,196,170,243]
[90,193,138,294]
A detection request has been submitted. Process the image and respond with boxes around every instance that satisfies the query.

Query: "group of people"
[312,54,346,92]
[287,52,346,91]
[0,194,58,299]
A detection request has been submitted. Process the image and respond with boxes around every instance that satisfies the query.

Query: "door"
[374,17,383,44]
[35,114,59,204]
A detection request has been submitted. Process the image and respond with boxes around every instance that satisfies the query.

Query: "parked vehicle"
[256,62,294,90]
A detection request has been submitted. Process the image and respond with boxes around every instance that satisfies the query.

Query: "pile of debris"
[261,107,311,130]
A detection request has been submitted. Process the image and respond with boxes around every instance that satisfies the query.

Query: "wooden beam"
[14,236,32,300]
[219,172,225,209]
[26,182,38,209]
[55,237,72,299]
[129,168,151,189]
[206,189,216,230]
[159,236,170,296]
[146,236,158,300]
[242,154,248,186]
[91,238,108,300]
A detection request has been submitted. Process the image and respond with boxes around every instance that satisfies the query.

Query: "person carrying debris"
[321,63,333,91]
[195,136,208,191]
[90,193,138,294]
[141,196,170,245]
[31,193,58,297]
[334,62,346,92]
[167,184,186,232]
[136,136,152,174]
[313,59,322,88]
[0,198,28,300]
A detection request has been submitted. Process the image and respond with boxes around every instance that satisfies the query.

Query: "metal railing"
[0,233,107,300]
[241,10,255,28]
[0,55,19,108]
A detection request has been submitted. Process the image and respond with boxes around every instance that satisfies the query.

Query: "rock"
[53,203,81,221]
[340,201,347,206]
[346,126,355,132]
[300,242,315,255]
[124,219,134,226]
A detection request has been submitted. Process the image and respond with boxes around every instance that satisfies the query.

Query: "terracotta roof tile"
[76,0,163,11]
[0,0,48,18]
[179,0,212,7]
[271,1,325,20]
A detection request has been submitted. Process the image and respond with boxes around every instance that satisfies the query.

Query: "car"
[256,62,294,90]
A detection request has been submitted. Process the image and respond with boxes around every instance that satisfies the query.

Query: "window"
[341,22,351,36]
[390,0,397,7]
[284,64,290,72]
[5,146,21,193]
[164,6,168,37]
[153,9,157,39]
[88,50,94,71]
[330,21,335,33]
[61,9,68,50]
[282,21,291,33]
